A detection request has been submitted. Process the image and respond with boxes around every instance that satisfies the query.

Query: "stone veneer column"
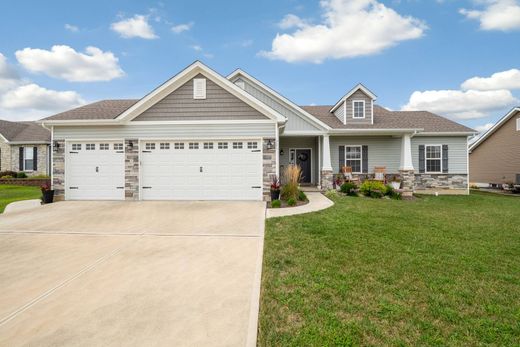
[399,170,415,197]
[125,139,139,201]
[52,140,65,201]
[320,134,334,190]
[263,138,276,201]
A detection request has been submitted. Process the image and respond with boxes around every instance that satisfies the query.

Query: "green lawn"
[260,192,520,346]
[0,185,41,213]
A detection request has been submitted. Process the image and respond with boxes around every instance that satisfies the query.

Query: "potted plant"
[390,175,401,190]
[41,183,54,204]
[270,175,281,201]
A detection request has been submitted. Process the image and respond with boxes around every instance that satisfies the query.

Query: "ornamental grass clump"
[281,164,301,201]
[359,180,387,198]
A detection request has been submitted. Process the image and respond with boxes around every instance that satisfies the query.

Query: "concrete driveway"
[0,201,265,346]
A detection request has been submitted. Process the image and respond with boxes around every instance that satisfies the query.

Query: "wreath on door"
[297,153,309,162]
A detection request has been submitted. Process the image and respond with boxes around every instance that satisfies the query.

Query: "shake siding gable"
[345,90,372,125]
[134,73,268,121]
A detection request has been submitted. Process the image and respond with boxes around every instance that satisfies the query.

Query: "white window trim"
[352,100,365,119]
[517,118,520,131]
[22,146,35,172]
[344,145,363,174]
[425,144,442,174]
[193,78,206,100]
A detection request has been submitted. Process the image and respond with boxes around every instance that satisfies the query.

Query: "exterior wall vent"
[193,78,206,99]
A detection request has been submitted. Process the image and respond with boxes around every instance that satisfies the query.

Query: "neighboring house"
[0,119,51,176]
[469,107,520,187]
[39,61,475,201]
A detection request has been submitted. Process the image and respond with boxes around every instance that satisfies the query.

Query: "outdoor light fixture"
[128,141,133,149]
[53,141,60,152]
[266,139,274,150]
[280,149,284,156]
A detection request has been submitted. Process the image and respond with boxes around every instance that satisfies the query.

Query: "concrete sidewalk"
[266,192,333,218]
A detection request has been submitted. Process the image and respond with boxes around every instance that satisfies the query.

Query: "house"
[39,61,475,201]
[469,107,520,187]
[0,119,51,176]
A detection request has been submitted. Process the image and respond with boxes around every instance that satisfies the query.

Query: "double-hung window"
[345,146,362,173]
[352,100,365,119]
[425,145,442,173]
[23,147,34,171]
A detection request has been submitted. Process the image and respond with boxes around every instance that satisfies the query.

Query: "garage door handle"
[142,150,152,153]
[69,187,79,189]
[251,186,261,189]
[142,186,152,189]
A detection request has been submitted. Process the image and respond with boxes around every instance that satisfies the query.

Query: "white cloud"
[0,83,85,112]
[0,53,86,121]
[15,45,124,82]
[260,0,426,63]
[461,68,520,91]
[171,22,193,33]
[460,0,520,31]
[65,24,79,32]
[402,89,518,119]
[474,122,494,133]
[191,45,203,52]
[111,14,158,39]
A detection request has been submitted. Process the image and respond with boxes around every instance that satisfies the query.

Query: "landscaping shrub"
[287,198,296,206]
[340,182,358,196]
[325,189,339,199]
[0,171,17,178]
[271,199,281,208]
[297,190,307,201]
[16,172,28,178]
[359,180,387,198]
[0,175,13,179]
[281,164,301,201]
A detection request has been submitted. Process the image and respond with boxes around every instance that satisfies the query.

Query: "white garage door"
[65,141,125,200]
[140,140,263,200]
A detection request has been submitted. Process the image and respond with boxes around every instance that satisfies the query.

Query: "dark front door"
[296,149,312,184]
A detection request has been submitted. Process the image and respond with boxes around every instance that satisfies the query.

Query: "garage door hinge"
[142,186,152,189]
[69,187,79,189]
[251,186,262,189]
[116,187,124,189]
[69,151,78,154]
[142,150,152,153]
[251,150,261,152]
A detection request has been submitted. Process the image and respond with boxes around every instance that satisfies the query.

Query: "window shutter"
[418,145,425,173]
[338,146,345,172]
[33,147,38,171]
[193,78,206,99]
[19,147,23,171]
[442,145,448,173]
[362,145,368,173]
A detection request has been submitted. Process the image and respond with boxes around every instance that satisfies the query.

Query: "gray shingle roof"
[0,120,50,142]
[41,99,475,134]
[302,105,476,133]
[42,100,138,121]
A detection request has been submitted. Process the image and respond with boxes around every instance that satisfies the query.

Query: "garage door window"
[203,142,213,149]
[232,142,243,149]
[145,143,155,150]
[114,143,123,151]
[72,144,82,151]
[86,144,95,150]
[174,143,184,149]
[247,142,258,149]
[160,143,170,150]
[189,142,199,149]
[218,142,228,149]
[100,144,109,150]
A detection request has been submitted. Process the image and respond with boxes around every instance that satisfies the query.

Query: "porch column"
[399,133,415,196]
[320,134,333,190]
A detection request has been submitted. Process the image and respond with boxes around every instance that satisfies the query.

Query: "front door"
[296,149,312,184]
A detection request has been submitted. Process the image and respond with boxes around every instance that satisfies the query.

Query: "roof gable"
[469,107,520,152]
[330,83,377,113]
[117,61,286,123]
[227,69,330,131]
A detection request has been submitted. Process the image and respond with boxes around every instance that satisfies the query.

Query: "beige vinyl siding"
[236,77,322,132]
[470,113,520,184]
[53,123,276,140]
[412,136,468,174]
[345,90,372,125]
[330,136,401,173]
[134,74,267,121]
[279,136,319,184]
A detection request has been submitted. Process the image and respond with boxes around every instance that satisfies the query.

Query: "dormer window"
[353,100,365,119]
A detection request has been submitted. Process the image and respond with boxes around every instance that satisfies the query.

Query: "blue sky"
[0,0,519,132]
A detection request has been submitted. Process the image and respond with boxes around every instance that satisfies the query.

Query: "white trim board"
[330,83,377,113]
[469,107,520,152]
[352,99,366,119]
